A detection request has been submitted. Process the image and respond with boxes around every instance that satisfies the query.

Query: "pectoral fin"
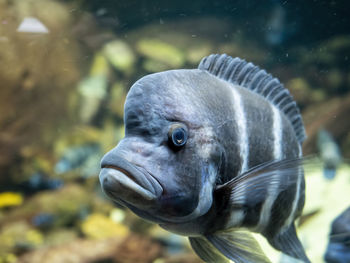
[215,157,319,209]
[205,230,271,263]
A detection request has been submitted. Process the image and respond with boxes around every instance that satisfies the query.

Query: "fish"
[25,172,63,193]
[264,1,298,47]
[31,213,55,228]
[265,3,286,46]
[324,206,350,263]
[317,129,342,180]
[99,54,310,263]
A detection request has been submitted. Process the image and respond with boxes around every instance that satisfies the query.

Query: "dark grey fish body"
[99,54,309,262]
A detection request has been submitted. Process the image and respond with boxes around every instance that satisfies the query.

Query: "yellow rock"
[103,40,135,74]
[25,229,44,246]
[0,192,23,208]
[90,52,110,77]
[108,82,126,118]
[54,126,102,156]
[109,208,126,223]
[136,39,185,68]
[5,254,17,263]
[81,213,129,239]
[142,59,171,72]
[99,120,124,152]
[186,44,212,64]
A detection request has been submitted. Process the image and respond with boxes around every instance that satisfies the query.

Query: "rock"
[296,36,350,96]
[326,70,343,89]
[286,78,325,106]
[54,143,102,178]
[17,237,124,263]
[186,44,213,64]
[299,36,350,67]
[77,53,109,124]
[0,184,92,229]
[0,0,81,172]
[103,40,136,74]
[80,213,129,239]
[109,208,126,224]
[44,229,78,247]
[0,192,23,209]
[17,17,49,34]
[0,220,43,255]
[142,59,172,73]
[149,226,188,255]
[98,121,124,153]
[113,234,163,263]
[342,133,350,159]
[160,253,202,263]
[53,126,102,157]
[127,18,231,56]
[302,93,350,157]
[218,41,266,64]
[136,39,185,69]
[108,82,127,118]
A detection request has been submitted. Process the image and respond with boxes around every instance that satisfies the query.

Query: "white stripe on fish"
[227,210,245,228]
[255,105,283,232]
[272,105,283,160]
[231,87,249,173]
[282,145,302,229]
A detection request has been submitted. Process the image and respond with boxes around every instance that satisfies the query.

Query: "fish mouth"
[99,157,163,207]
[100,162,205,224]
[99,153,214,225]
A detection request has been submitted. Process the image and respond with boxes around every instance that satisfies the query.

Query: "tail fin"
[267,224,310,263]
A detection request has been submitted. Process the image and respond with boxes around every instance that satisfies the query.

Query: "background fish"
[317,129,342,180]
[99,54,309,263]
[324,206,350,263]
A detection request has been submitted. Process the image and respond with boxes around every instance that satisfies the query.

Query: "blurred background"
[0,0,349,262]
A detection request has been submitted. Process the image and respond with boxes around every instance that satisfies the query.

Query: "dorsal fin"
[198,54,306,144]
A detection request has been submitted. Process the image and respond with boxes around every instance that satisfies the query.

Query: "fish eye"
[168,124,188,149]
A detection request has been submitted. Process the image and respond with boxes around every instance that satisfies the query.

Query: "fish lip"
[100,157,163,201]
[102,164,137,183]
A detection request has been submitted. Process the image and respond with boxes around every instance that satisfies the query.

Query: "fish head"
[99,70,225,224]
